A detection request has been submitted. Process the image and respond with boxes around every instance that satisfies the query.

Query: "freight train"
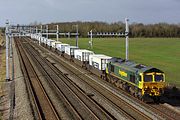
[31,34,166,102]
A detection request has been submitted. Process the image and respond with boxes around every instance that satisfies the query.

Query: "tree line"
[1,21,179,38]
[44,21,180,38]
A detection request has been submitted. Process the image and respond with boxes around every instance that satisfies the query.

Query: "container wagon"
[64,46,79,61]
[56,43,69,56]
[74,49,94,68]
[88,54,112,78]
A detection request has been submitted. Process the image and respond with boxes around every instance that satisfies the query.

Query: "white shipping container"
[40,37,44,42]
[43,38,48,44]
[52,42,62,48]
[49,41,57,47]
[47,39,55,46]
[56,43,69,52]
[36,35,38,40]
[40,37,45,43]
[65,46,79,56]
[41,37,44,43]
[89,54,104,66]
[34,35,37,39]
[89,54,112,70]
[74,49,94,62]
[30,34,34,39]
[38,36,41,41]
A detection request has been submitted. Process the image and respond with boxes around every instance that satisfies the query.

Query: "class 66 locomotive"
[106,58,166,102]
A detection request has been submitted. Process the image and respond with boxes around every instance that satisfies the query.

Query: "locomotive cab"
[140,68,166,98]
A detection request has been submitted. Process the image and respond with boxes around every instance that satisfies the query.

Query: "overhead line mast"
[5,20,10,81]
[56,25,59,41]
[125,18,129,61]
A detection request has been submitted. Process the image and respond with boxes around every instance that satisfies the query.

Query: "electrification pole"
[41,25,42,33]
[9,30,12,58]
[46,25,48,39]
[125,18,129,61]
[68,32,70,39]
[36,27,38,33]
[40,25,43,38]
[90,30,93,49]
[75,25,78,47]
[5,20,10,81]
[56,25,59,41]
[30,27,32,34]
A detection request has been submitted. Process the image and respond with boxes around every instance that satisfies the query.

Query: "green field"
[57,37,180,86]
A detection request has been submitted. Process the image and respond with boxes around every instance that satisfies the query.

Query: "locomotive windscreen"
[144,75,152,82]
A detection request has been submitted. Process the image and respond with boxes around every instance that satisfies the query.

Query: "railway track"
[27,37,154,119]
[16,37,114,120]
[148,104,180,120]
[14,37,59,120]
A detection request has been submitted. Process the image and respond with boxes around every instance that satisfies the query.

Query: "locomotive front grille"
[143,82,165,96]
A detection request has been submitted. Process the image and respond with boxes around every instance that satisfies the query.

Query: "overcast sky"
[0,0,179,26]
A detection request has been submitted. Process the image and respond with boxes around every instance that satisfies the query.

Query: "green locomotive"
[106,58,165,101]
